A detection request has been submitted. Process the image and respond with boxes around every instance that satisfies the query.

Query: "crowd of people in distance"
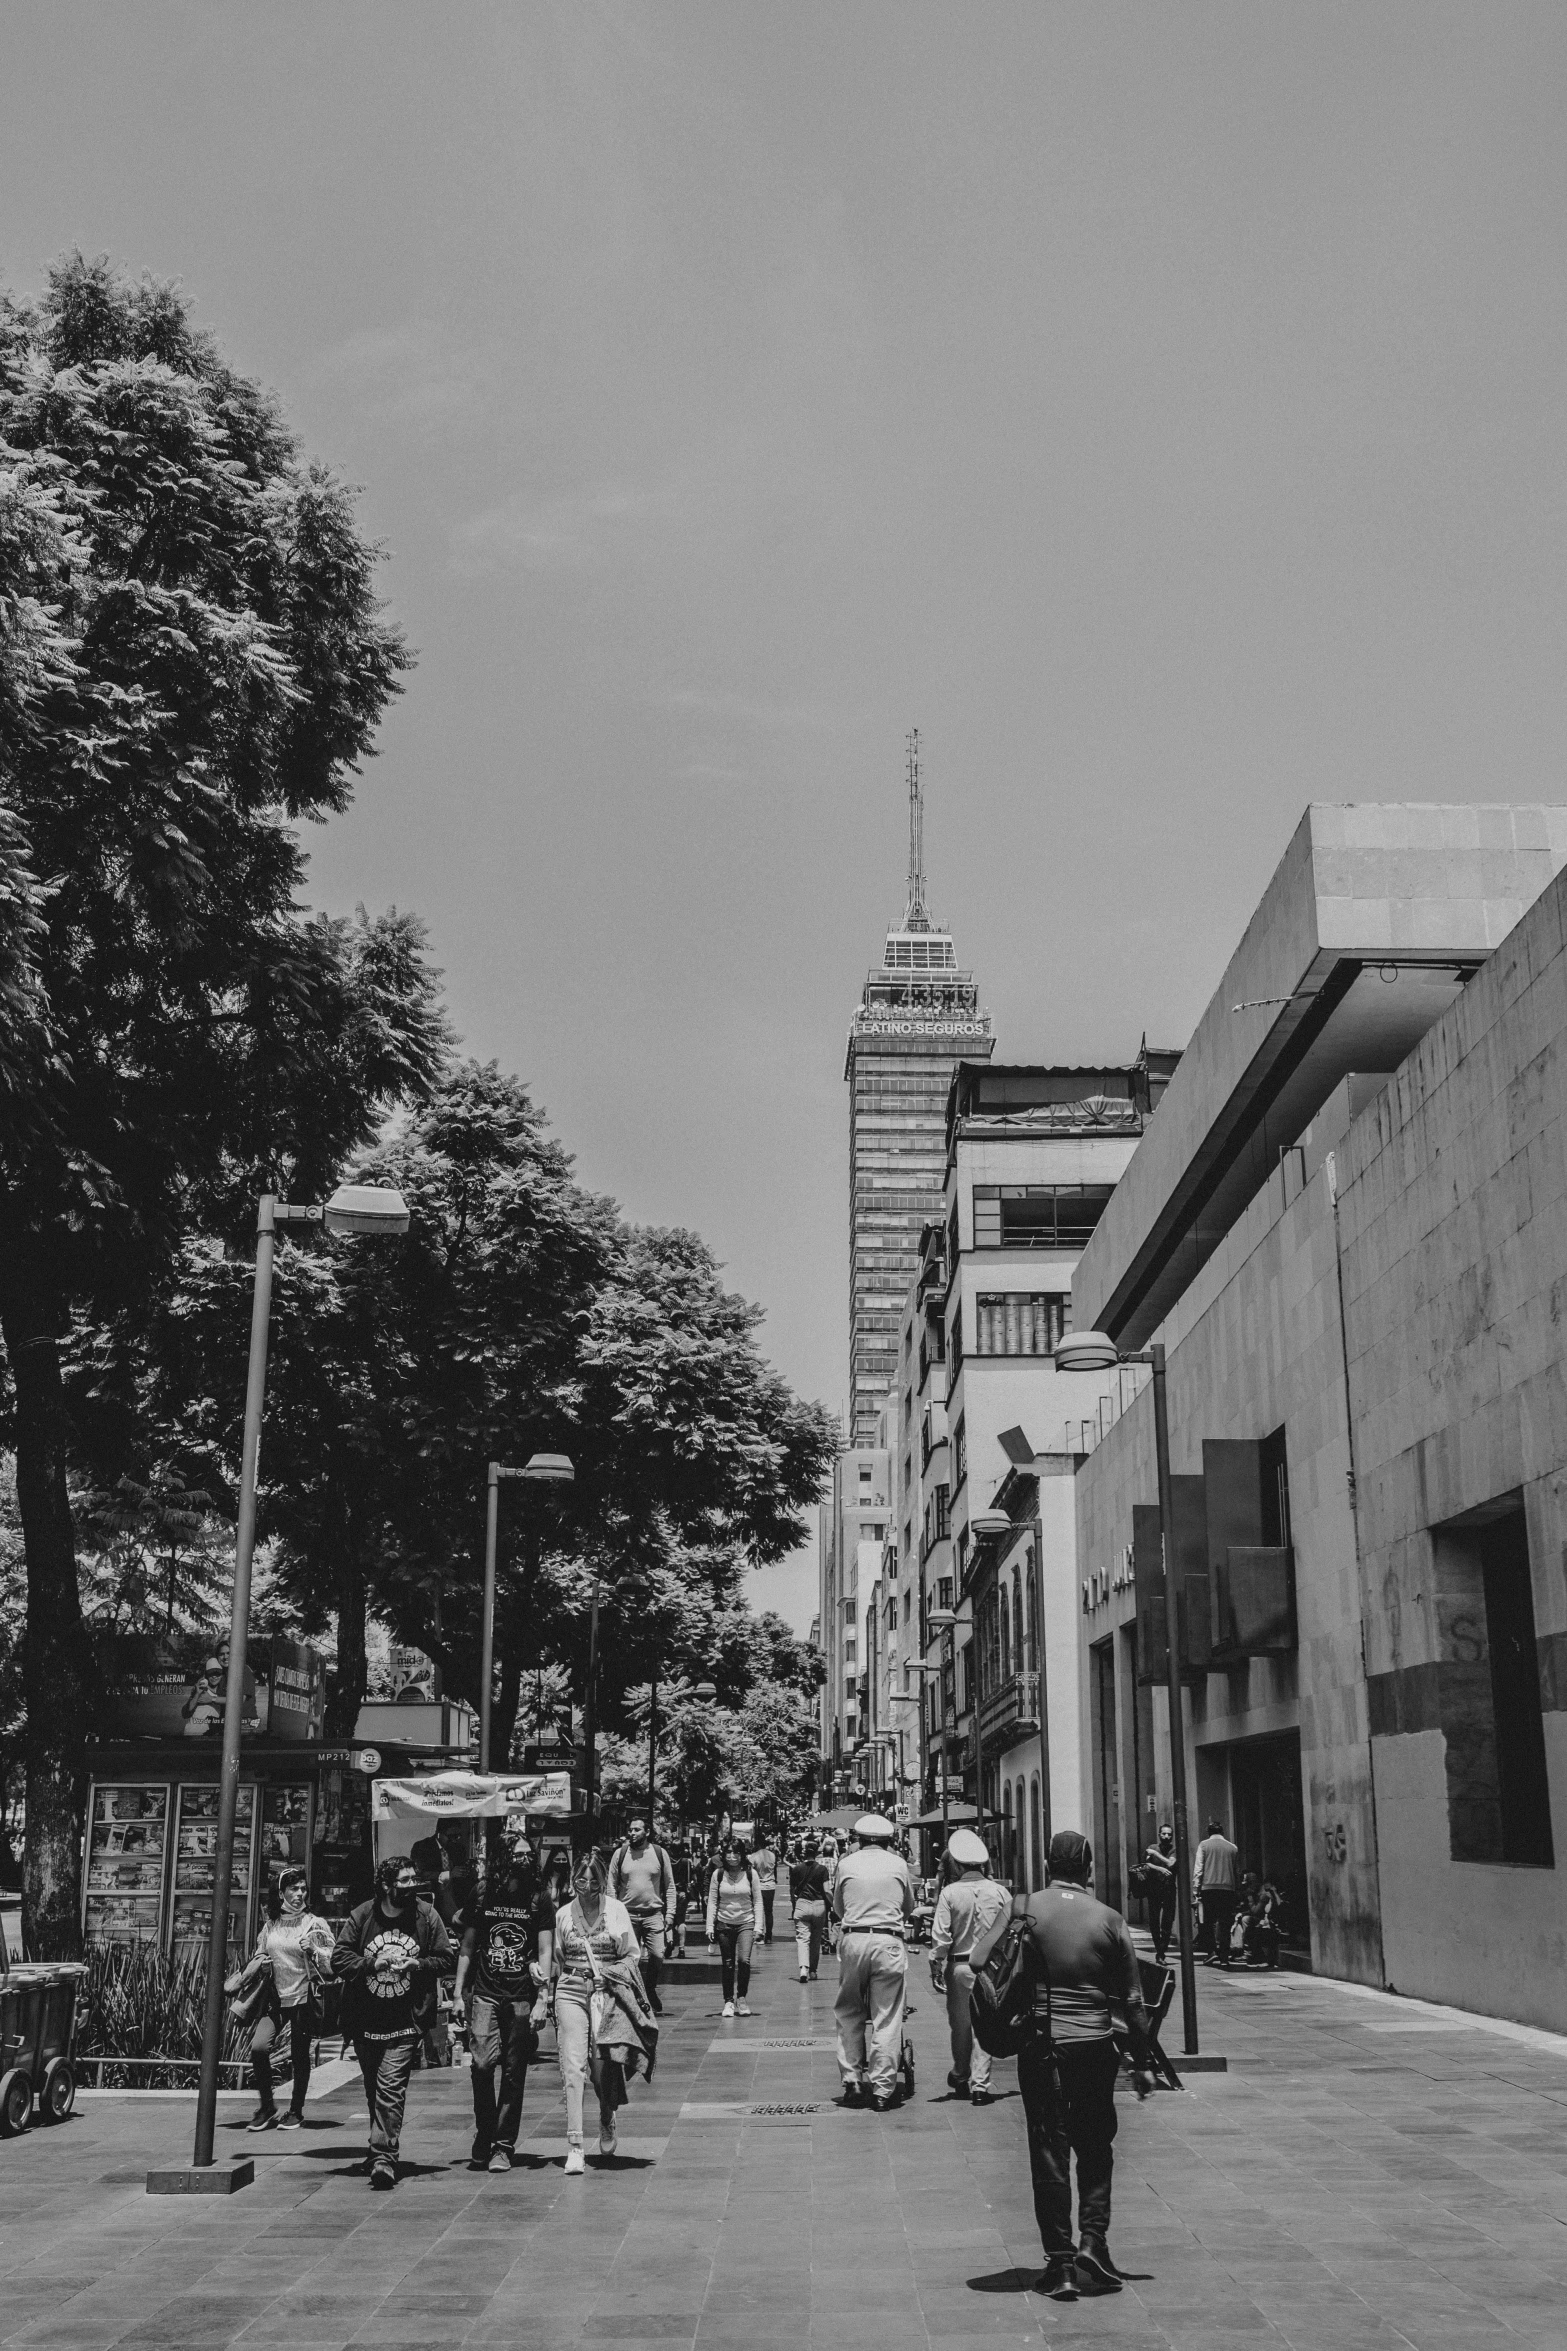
[224,1801,1277,2303]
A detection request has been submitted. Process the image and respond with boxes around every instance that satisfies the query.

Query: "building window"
[999,1583,1011,1684]
[1431,1500,1554,1869]
[953,1418,967,1492]
[1030,1774,1043,1887]
[974,1293,1070,1356]
[949,1306,963,1376]
[938,1576,954,1612]
[972,1185,1115,1249]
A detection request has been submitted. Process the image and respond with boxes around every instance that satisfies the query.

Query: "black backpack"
[969,1892,1050,2058]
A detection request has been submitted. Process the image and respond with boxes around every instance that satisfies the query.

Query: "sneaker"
[369,2158,396,2191]
[721,2000,735,2018]
[487,2145,512,2173]
[969,2089,992,2107]
[808,1970,818,1981]
[840,2080,863,2108]
[1040,2257,1079,2302]
[599,2117,617,2157]
[869,2090,898,2114]
[650,1991,664,2014]
[1075,2240,1123,2296]
[247,2109,278,2132]
[278,2109,304,2131]
[799,1969,810,1983]
[735,1999,751,2016]
[564,2146,586,2176]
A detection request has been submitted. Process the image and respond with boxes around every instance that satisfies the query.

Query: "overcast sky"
[6,4,1564,1628]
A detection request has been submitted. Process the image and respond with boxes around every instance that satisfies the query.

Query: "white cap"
[947,1828,988,1867]
[854,1813,897,1842]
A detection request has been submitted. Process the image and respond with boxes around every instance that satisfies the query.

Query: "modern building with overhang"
[1070,802,1567,2027]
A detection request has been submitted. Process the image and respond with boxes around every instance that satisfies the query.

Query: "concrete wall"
[1338,859,1567,2029]
[1073,1135,1383,1984]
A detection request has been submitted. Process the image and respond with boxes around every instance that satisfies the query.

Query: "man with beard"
[332,1855,455,2189]
[454,1848,555,2171]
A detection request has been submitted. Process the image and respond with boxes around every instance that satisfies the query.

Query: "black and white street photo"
[2,9,1566,2349]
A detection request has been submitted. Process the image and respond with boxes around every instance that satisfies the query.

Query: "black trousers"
[250,1997,322,2114]
[1018,2038,1120,2259]
[1149,1880,1176,1960]
[761,1889,775,1942]
[1202,1891,1238,1965]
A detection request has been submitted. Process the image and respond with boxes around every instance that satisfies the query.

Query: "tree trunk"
[327,1541,367,1737]
[0,1295,94,1958]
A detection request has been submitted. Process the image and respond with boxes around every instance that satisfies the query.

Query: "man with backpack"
[929,1828,1010,2105]
[972,1829,1156,2302]
[609,1816,678,2013]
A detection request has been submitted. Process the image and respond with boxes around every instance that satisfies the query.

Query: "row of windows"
[973,1292,1071,1357]
[971,1186,1116,1250]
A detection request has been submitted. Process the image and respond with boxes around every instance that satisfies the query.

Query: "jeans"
[1148,1881,1177,1961]
[469,1992,536,2152]
[630,1912,666,2001]
[835,1932,908,2099]
[554,1984,617,2148]
[356,2035,418,2164]
[760,1888,775,1942]
[1019,2037,1120,2258]
[250,1996,322,2114]
[1201,1891,1238,1965]
[793,1899,826,1976]
[714,1921,754,2001]
[944,1960,990,2093]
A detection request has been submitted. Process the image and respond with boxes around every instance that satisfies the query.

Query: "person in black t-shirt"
[453,1849,555,2170]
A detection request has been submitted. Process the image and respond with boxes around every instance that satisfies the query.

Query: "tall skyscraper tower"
[845,734,993,1445]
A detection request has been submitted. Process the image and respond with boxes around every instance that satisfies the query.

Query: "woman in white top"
[552,1849,639,2172]
[228,1866,335,2130]
[705,1839,765,2018]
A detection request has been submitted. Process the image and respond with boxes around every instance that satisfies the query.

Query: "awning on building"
[907,1802,983,1828]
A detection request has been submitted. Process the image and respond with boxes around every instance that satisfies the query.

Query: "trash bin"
[0,1961,87,2135]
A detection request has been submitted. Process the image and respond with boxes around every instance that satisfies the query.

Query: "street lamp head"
[323,1183,411,1238]
[521,1452,575,1483]
[969,1508,1011,1539]
[927,1607,957,1631]
[692,1681,717,1700]
[1054,1330,1122,1374]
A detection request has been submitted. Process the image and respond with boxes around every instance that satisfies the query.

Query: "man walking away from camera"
[833,1813,914,2111]
[1193,1817,1240,1969]
[975,1830,1155,2302]
[930,1828,1010,2104]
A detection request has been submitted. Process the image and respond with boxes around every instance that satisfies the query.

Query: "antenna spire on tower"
[904,726,930,930]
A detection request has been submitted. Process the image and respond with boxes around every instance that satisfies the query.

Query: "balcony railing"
[979,1667,1041,1746]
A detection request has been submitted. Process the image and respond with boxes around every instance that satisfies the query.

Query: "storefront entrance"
[1228,1729,1310,1963]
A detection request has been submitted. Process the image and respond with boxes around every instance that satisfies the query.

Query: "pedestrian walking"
[929,1828,1009,2105]
[609,1816,677,2013]
[789,1839,830,1981]
[973,1830,1156,2302]
[553,1849,641,2174]
[453,1846,554,2171]
[228,1866,335,2131]
[1142,1824,1177,1964]
[331,1855,455,2190]
[1193,1817,1241,1969]
[750,1836,779,1943]
[832,1812,914,2112]
[706,1837,765,2016]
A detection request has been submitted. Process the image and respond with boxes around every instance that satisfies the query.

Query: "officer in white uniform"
[832,1813,914,2111]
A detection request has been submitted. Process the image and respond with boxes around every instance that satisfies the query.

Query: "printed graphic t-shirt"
[461,1896,555,2002]
[357,1917,430,2043]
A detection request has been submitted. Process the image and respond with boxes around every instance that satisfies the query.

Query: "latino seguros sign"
[855,1017,989,1038]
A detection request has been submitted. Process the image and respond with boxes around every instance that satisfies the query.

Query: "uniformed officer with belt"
[832,1812,914,2111]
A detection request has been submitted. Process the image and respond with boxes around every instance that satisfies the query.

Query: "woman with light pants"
[706,1839,765,2016]
[552,1851,639,2173]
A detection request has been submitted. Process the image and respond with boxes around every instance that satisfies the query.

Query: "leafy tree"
[0,257,443,1950]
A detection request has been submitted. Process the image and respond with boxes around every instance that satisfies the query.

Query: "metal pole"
[583,1566,601,1824]
[1151,1341,1200,2056]
[193,1194,275,2168]
[940,1635,952,1861]
[647,1677,658,1827]
[480,1466,500,1772]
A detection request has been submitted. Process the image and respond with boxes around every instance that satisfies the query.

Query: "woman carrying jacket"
[553,1849,641,2173]
[228,1865,335,2131]
[705,1839,765,2017]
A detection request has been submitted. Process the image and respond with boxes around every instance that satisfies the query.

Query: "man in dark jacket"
[332,1855,455,2189]
[974,1830,1155,2302]
[1142,1824,1178,1963]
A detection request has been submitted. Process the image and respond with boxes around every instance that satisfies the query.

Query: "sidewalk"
[2,1922,1565,2348]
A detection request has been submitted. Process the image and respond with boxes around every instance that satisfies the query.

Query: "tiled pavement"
[3,1913,1567,2350]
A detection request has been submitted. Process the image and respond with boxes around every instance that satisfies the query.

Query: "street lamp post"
[902,1660,945,1856]
[480,1453,574,1773]
[175,1185,410,2192]
[1056,1331,1199,2056]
